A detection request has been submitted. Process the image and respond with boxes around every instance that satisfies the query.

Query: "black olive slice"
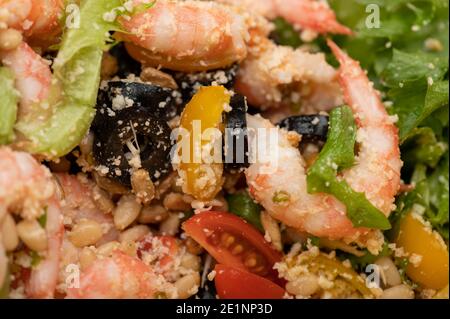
[94,81,178,130]
[93,109,173,186]
[109,43,142,78]
[224,94,249,171]
[278,115,329,143]
[172,64,239,102]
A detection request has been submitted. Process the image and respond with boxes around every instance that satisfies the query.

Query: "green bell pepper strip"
[307,106,391,230]
[15,0,121,159]
[227,191,263,231]
[0,67,18,145]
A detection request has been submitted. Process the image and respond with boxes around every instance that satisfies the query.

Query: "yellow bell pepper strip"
[177,86,231,201]
[396,212,449,290]
[14,0,121,159]
[0,67,18,145]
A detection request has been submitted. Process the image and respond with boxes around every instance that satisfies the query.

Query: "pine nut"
[97,241,121,257]
[16,219,47,252]
[138,204,169,224]
[184,237,203,255]
[1,214,19,251]
[93,172,128,195]
[261,211,282,251]
[0,29,22,51]
[380,284,414,299]
[0,244,7,289]
[159,213,180,236]
[175,273,200,299]
[163,193,192,212]
[285,274,320,297]
[131,169,155,205]
[140,67,178,89]
[79,247,97,270]
[114,195,142,230]
[92,185,115,213]
[375,257,401,287]
[69,219,103,248]
[119,225,150,243]
[101,52,118,79]
[180,253,201,271]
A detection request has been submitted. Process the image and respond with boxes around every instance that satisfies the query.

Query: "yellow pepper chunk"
[178,86,230,201]
[396,212,449,290]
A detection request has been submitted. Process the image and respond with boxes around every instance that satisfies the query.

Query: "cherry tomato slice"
[214,264,285,299]
[182,211,282,283]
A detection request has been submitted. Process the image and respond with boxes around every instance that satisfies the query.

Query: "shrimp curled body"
[245,41,402,251]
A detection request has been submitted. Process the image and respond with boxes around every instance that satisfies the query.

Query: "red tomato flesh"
[214,264,286,299]
[182,211,282,283]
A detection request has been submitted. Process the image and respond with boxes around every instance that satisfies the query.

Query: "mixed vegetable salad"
[0,0,448,299]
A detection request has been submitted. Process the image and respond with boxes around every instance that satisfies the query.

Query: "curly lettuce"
[15,0,121,159]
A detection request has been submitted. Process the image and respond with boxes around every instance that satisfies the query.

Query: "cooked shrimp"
[235,40,342,110]
[54,173,119,245]
[0,0,63,44]
[219,0,352,35]
[0,41,52,120]
[245,41,401,252]
[119,0,249,72]
[0,147,63,298]
[66,251,173,299]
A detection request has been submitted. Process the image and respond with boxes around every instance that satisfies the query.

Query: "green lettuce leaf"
[16,0,122,158]
[0,67,18,145]
[307,106,391,230]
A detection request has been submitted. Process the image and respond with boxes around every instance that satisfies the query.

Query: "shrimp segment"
[327,39,402,214]
[0,147,63,298]
[120,0,249,72]
[66,251,161,299]
[234,40,342,110]
[245,42,401,251]
[0,42,52,119]
[0,0,63,42]
[219,0,352,35]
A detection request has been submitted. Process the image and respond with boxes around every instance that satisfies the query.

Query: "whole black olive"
[172,64,239,102]
[278,115,329,143]
[224,94,249,171]
[93,108,173,186]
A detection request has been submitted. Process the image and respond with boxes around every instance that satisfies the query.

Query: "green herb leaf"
[38,209,48,229]
[227,191,263,231]
[307,106,391,230]
[270,17,302,48]
[30,251,42,268]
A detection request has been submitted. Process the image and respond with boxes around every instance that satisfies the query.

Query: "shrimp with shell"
[218,0,352,36]
[66,250,175,299]
[119,0,250,72]
[234,39,343,111]
[245,41,402,252]
[0,147,63,298]
[0,0,64,46]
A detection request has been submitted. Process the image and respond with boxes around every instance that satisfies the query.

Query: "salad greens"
[15,0,122,159]
[328,0,449,238]
[0,67,18,145]
[227,191,263,231]
[307,106,391,230]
